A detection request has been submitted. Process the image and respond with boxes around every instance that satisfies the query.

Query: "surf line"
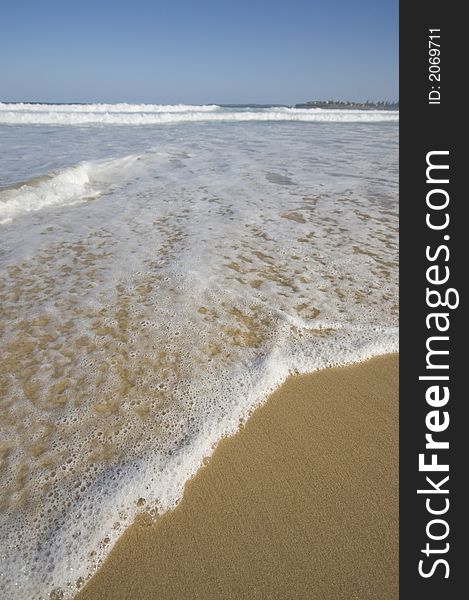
[416,150,459,580]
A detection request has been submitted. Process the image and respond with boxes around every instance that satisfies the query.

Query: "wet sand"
[77,354,398,600]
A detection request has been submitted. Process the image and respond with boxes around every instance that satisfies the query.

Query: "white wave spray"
[0,103,398,125]
[0,154,147,223]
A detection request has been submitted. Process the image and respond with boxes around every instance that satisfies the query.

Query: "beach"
[0,104,398,598]
[77,354,398,600]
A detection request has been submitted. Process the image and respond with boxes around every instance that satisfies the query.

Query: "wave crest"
[0,103,399,125]
[0,154,143,223]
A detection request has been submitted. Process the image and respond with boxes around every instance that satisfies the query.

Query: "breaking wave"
[0,154,147,223]
[0,103,399,125]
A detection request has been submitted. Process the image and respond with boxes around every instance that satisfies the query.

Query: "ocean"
[0,103,398,598]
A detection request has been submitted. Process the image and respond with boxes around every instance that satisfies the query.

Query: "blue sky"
[0,0,398,104]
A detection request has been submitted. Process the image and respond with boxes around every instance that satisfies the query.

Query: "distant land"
[295,100,399,110]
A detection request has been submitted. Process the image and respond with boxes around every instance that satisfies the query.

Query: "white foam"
[0,102,221,113]
[0,103,398,125]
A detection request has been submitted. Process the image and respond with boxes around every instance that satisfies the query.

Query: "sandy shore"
[76,354,398,600]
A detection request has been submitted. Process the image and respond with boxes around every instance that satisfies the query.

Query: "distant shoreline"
[295,100,399,110]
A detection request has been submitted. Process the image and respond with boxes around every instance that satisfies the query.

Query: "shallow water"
[0,105,398,599]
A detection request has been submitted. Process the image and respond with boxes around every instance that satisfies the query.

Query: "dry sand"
[77,354,398,600]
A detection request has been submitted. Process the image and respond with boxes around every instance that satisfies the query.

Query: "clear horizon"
[0,0,398,105]
[0,99,399,105]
